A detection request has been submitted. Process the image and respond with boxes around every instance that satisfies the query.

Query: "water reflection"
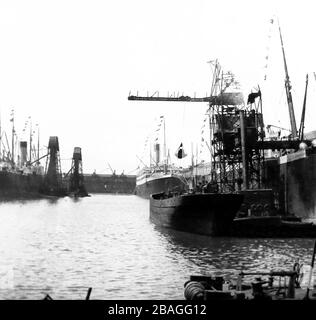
[153,225,315,279]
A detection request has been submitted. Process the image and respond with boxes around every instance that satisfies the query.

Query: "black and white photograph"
[0,0,316,313]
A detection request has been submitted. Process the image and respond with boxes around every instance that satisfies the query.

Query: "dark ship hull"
[232,215,316,237]
[83,174,136,194]
[279,150,316,220]
[0,170,44,199]
[265,148,316,220]
[136,174,187,199]
[150,192,244,236]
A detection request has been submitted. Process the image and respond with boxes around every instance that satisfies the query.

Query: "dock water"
[0,194,316,299]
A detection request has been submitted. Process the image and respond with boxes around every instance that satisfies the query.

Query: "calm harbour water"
[0,194,315,300]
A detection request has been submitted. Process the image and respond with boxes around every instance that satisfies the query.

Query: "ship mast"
[11,109,15,166]
[0,110,1,161]
[163,116,167,172]
[29,116,32,163]
[37,123,40,163]
[278,22,298,139]
[298,74,308,141]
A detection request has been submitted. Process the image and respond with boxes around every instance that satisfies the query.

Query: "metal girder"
[128,92,244,105]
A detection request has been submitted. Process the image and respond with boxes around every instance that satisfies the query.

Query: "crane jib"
[128,92,244,106]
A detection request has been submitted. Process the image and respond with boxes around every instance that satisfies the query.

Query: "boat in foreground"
[150,191,244,236]
[184,240,316,300]
[184,269,316,300]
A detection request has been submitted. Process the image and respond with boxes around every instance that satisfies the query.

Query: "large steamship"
[0,116,44,199]
[136,166,187,199]
[135,122,187,199]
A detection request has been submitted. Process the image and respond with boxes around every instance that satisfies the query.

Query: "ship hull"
[0,171,44,199]
[150,192,244,236]
[136,175,187,199]
[232,216,316,237]
[280,151,316,219]
[265,149,316,220]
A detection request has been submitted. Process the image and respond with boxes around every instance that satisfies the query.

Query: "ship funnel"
[154,143,160,164]
[20,141,27,165]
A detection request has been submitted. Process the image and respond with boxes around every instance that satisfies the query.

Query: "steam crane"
[68,147,89,197]
[128,60,265,193]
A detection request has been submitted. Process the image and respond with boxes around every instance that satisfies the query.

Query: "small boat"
[184,241,316,300]
[184,269,316,300]
[150,191,244,236]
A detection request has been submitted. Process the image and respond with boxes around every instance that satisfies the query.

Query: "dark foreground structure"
[184,241,316,300]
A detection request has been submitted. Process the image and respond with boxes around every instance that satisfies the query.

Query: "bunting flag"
[175,142,187,159]
[153,115,165,142]
[263,17,275,81]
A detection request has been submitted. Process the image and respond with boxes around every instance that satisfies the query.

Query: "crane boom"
[278,21,298,139]
[128,92,244,105]
[107,163,114,174]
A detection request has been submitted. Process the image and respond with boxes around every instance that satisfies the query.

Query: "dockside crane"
[68,147,89,197]
[128,60,265,192]
[39,136,67,196]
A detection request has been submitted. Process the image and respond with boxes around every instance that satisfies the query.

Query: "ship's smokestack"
[20,141,27,165]
[154,143,160,164]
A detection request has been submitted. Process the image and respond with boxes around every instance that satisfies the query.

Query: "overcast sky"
[0,0,316,174]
